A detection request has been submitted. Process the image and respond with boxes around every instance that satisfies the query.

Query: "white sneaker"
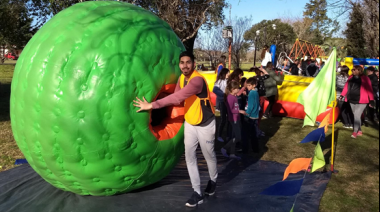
[217,137,224,142]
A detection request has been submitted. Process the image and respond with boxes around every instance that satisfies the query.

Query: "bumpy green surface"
[10,1,185,196]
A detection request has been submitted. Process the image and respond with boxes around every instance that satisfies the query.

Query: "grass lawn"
[0,65,15,84]
[0,65,379,211]
[3,60,17,65]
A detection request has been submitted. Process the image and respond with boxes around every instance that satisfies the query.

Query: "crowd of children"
[213,62,281,159]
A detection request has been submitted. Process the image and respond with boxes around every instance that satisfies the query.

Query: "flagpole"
[331,89,337,172]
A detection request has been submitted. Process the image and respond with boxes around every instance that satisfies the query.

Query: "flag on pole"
[297,48,337,127]
[311,142,326,173]
[300,128,326,144]
[283,158,312,181]
[319,112,331,133]
[282,158,313,181]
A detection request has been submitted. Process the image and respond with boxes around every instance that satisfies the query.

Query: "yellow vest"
[180,70,215,125]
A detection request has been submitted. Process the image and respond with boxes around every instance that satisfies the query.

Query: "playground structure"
[288,39,326,60]
[272,39,326,74]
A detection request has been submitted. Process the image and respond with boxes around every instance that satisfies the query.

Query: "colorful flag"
[300,128,326,144]
[311,142,326,173]
[319,112,331,133]
[283,158,313,181]
[297,48,337,127]
[260,179,304,196]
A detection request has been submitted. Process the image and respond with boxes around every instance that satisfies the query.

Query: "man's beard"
[182,67,194,76]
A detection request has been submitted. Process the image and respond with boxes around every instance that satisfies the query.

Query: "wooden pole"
[254,37,258,67]
[229,38,232,70]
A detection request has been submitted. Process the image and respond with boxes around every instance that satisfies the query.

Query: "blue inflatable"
[349,57,380,66]
[270,45,277,67]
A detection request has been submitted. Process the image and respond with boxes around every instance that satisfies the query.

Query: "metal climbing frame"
[288,39,325,60]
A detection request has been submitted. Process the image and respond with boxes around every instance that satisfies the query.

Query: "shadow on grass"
[311,129,340,167]
[0,82,11,122]
[214,113,283,161]
[366,120,380,132]
[255,117,283,159]
[311,125,379,173]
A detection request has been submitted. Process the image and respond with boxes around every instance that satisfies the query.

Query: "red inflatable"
[209,91,339,125]
[262,100,339,124]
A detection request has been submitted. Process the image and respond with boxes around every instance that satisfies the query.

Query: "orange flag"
[319,112,331,133]
[283,158,313,181]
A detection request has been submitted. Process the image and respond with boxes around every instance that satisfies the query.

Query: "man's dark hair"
[246,77,257,85]
[179,51,195,62]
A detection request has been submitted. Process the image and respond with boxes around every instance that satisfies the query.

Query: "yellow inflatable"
[201,71,338,123]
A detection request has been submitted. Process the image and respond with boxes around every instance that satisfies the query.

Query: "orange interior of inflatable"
[149,84,185,141]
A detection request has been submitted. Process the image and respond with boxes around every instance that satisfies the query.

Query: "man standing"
[301,56,311,75]
[134,52,218,208]
[215,55,226,75]
[289,59,300,76]
[306,59,320,77]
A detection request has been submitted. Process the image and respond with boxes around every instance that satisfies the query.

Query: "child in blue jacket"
[245,77,260,153]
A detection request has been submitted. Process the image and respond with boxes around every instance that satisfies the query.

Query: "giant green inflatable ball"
[10,1,186,196]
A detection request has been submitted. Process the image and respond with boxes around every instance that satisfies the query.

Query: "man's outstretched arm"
[134,77,204,112]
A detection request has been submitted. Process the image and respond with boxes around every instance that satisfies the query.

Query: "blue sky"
[226,0,310,25]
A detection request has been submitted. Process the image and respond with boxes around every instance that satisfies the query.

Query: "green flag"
[297,48,337,127]
[311,141,326,173]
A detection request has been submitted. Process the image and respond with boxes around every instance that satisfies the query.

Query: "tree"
[29,0,228,53]
[122,0,228,53]
[304,0,340,44]
[344,3,366,58]
[281,16,314,41]
[230,16,252,68]
[244,19,296,54]
[321,38,347,59]
[195,26,228,69]
[362,0,379,57]
[330,0,379,57]
[0,0,35,63]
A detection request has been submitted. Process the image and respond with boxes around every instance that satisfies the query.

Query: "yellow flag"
[319,112,331,133]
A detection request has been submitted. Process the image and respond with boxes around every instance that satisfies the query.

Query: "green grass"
[0,65,379,211]
[3,60,17,64]
[0,64,15,84]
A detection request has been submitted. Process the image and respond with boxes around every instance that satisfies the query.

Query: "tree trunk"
[182,32,197,53]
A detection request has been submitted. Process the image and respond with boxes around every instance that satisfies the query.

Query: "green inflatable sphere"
[10,1,186,196]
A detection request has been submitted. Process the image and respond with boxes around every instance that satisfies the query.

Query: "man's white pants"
[184,119,218,195]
